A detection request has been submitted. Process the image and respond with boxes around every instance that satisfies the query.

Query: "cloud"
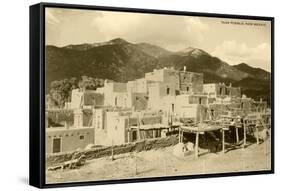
[45,8,271,71]
[46,9,61,25]
[93,12,209,51]
[46,8,104,46]
[212,41,271,71]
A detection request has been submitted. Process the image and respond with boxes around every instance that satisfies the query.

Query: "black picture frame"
[30,2,274,188]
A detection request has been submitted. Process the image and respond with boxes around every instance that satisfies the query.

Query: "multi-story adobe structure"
[46,67,267,153]
[203,83,241,98]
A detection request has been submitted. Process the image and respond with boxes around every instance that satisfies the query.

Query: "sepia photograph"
[44,6,272,185]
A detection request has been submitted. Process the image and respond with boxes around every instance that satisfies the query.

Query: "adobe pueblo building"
[46,67,268,154]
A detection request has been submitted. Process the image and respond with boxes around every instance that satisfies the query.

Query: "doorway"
[53,138,62,153]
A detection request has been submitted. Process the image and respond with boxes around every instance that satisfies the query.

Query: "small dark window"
[79,135,85,140]
[219,87,223,95]
[132,131,137,141]
[115,97,118,106]
[167,88,170,95]
[199,98,202,105]
[186,87,189,91]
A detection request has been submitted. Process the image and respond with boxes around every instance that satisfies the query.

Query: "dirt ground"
[46,137,271,184]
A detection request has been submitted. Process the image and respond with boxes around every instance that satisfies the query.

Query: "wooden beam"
[178,128,181,143]
[111,139,114,161]
[195,132,199,159]
[243,120,246,149]
[137,115,141,140]
[222,129,225,154]
[235,127,239,144]
[256,126,259,145]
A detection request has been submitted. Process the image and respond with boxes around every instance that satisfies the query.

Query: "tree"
[49,77,78,108]
[48,76,105,108]
[78,76,104,90]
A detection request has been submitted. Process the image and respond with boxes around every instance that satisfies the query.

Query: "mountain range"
[46,38,271,103]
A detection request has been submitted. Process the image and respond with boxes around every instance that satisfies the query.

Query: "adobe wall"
[203,83,241,98]
[145,69,180,90]
[148,82,177,110]
[46,135,178,167]
[83,91,104,106]
[179,72,204,93]
[70,89,83,109]
[127,78,150,94]
[47,109,74,127]
[93,109,107,145]
[105,112,129,146]
[46,127,95,154]
[132,93,148,111]
[227,87,241,98]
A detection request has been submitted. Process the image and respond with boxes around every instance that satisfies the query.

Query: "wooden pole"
[178,128,181,143]
[181,131,183,142]
[256,126,259,145]
[235,127,239,144]
[222,129,225,154]
[243,120,246,149]
[128,114,130,143]
[111,139,114,161]
[195,132,199,159]
[135,153,138,176]
[137,114,141,140]
[153,129,156,138]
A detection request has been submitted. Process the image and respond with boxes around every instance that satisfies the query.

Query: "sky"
[46,8,272,71]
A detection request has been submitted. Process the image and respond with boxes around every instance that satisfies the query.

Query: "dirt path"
[46,137,271,184]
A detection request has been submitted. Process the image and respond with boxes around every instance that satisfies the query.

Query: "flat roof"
[46,126,94,132]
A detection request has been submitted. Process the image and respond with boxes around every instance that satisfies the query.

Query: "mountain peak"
[109,38,128,44]
[178,47,210,57]
[235,63,251,68]
[62,38,129,51]
[181,47,196,53]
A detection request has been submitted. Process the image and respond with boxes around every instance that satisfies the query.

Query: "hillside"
[45,38,271,102]
[46,39,159,91]
[233,63,270,80]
